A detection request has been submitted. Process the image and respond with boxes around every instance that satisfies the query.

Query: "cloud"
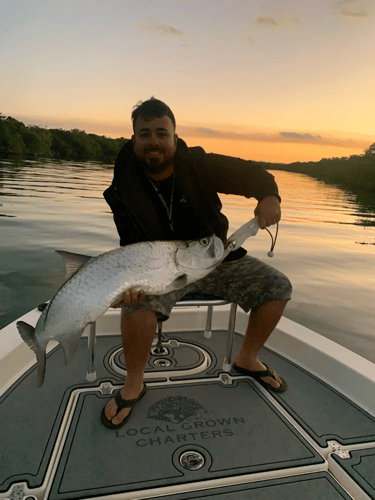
[179,125,370,149]
[334,0,370,18]
[139,23,186,37]
[197,127,219,135]
[280,132,322,140]
[336,0,361,5]
[256,16,279,27]
[254,11,302,29]
[341,8,369,16]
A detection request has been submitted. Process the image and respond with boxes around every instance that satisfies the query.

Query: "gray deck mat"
[333,449,375,499]
[48,381,322,500]
[1,330,375,495]
[158,472,353,500]
[164,331,375,447]
[0,335,138,492]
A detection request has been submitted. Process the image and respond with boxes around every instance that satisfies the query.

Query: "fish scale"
[43,242,180,338]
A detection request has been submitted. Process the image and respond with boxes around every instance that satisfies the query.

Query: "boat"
[1,291,375,500]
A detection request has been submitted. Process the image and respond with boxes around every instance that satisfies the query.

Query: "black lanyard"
[147,172,176,233]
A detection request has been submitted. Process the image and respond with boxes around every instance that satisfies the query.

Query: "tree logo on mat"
[147,395,208,424]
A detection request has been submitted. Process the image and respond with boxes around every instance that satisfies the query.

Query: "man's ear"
[131,135,135,145]
[174,134,178,147]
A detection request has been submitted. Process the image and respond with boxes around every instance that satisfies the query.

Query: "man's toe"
[112,409,129,425]
[104,400,117,421]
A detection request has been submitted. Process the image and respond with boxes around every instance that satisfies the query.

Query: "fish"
[16,236,225,387]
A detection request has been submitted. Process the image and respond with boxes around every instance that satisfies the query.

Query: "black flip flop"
[100,383,147,429]
[232,362,287,392]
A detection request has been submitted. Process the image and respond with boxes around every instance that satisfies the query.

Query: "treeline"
[261,143,375,193]
[1,114,374,193]
[0,115,129,160]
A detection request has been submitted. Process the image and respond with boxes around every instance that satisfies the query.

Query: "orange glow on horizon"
[182,136,368,164]
[9,113,372,165]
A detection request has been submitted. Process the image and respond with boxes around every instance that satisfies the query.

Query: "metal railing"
[86,299,237,382]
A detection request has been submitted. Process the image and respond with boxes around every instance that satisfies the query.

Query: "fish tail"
[16,321,46,388]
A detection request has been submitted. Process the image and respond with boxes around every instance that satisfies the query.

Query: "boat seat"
[86,293,238,382]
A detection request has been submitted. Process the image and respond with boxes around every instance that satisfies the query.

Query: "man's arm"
[192,148,280,202]
[191,148,281,229]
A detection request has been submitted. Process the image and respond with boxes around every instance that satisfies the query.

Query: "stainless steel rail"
[86,299,237,381]
[87,321,97,382]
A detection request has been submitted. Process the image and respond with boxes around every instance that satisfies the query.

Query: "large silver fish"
[16,236,225,387]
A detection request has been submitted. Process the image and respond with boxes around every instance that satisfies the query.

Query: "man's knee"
[122,308,158,329]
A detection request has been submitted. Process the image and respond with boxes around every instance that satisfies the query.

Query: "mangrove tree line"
[261,143,375,193]
[0,115,129,160]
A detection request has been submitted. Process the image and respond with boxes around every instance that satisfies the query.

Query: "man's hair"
[131,97,176,131]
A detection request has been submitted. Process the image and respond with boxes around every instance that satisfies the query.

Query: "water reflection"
[0,158,374,363]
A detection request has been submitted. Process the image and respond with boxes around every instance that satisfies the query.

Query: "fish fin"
[170,274,188,289]
[59,328,85,365]
[16,321,47,388]
[55,250,93,280]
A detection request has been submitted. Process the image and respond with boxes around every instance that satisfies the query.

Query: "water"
[1,157,374,363]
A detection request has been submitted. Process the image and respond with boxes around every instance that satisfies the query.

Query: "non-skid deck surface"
[48,381,322,499]
[1,330,375,499]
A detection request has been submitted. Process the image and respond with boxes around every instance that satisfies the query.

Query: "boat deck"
[1,324,375,499]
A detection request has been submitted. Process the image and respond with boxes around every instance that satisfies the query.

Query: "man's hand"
[254,195,281,229]
[111,289,146,308]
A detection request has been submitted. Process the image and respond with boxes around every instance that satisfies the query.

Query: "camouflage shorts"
[121,255,292,322]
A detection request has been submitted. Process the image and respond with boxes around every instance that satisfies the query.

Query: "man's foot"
[232,358,287,392]
[101,383,146,429]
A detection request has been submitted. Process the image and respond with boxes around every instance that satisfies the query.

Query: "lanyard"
[147,172,175,233]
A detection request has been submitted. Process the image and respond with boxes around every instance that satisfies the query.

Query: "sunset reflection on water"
[221,170,375,362]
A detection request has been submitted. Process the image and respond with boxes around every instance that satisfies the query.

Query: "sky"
[1,0,375,163]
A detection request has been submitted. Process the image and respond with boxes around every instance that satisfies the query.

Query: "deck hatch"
[47,381,323,500]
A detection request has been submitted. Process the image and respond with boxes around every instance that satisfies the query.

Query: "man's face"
[132,115,178,175]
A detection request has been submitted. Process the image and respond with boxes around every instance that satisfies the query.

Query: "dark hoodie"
[103,138,280,254]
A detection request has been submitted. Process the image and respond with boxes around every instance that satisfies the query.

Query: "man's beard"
[140,150,175,175]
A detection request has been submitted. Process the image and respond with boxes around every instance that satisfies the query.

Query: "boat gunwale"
[1,305,375,416]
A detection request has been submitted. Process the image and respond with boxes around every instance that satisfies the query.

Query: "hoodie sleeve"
[190,147,281,202]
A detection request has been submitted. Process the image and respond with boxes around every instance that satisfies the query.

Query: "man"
[101,97,292,429]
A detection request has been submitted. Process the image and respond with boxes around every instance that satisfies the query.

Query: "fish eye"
[199,238,210,247]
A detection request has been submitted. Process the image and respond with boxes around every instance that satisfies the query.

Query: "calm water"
[1,157,374,362]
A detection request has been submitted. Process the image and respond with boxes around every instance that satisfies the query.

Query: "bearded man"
[101,97,292,429]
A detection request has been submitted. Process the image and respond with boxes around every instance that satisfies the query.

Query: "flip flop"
[232,362,287,392]
[100,383,147,429]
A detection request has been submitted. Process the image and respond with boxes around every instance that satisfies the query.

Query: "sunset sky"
[1,0,374,163]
